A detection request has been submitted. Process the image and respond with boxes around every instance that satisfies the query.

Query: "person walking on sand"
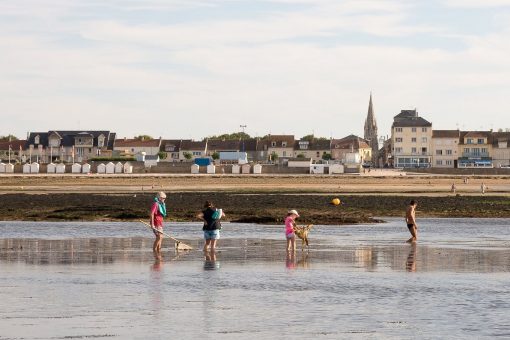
[198,201,225,252]
[405,200,418,243]
[451,183,456,194]
[285,210,299,252]
[481,182,486,194]
[150,192,167,253]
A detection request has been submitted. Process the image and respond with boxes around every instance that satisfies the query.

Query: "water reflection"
[203,251,220,270]
[1,238,510,273]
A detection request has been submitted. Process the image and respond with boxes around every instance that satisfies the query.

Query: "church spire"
[364,92,379,164]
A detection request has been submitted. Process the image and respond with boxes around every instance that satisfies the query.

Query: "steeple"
[364,92,379,164]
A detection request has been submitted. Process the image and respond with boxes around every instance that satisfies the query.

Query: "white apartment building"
[431,130,460,168]
[391,110,432,168]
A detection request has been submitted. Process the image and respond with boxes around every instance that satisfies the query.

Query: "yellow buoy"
[331,198,341,206]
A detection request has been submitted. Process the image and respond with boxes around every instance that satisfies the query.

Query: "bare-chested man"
[405,200,418,243]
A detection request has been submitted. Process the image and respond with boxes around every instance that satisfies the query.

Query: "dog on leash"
[293,224,313,251]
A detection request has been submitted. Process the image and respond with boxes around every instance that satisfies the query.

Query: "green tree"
[134,135,153,141]
[296,153,305,158]
[322,153,332,160]
[211,152,220,160]
[204,132,251,141]
[270,151,278,162]
[183,152,192,160]
[0,134,19,142]
[157,151,167,160]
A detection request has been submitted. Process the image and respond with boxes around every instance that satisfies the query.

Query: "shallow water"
[1,218,510,339]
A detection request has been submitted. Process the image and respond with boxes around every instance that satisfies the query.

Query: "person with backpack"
[198,201,225,252]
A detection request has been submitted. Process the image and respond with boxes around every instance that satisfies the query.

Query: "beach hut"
[329,164,344,175]
[23,163,31,174]
[123,162,133,174]
[71,163,82,174]
[191,164,199,174]
[97,163,106,174]
[253,164,262,174]
[232,164,240,174]
[5,163,14,173]
[105,162,115,174]
[310,164,325,174]
[47,163,56,173]
[115,162,123,174]
[30,162,40,173]
[56,163,66,174]
[206,164,216,174]
[242,164,251,174]
[82,163,91,174]
[0,163,5,173]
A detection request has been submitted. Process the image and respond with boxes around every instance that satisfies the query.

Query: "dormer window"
[271,142,276,147]
[282,142,287,147]
[34,135,40,144]
[98,135,105,148]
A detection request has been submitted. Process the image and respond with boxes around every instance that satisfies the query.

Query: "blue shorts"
[204,230,220,240]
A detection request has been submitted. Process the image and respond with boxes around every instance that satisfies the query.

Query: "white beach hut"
[191,164,200,174]
[242,164,251,174]
[82,163,91,174]
[123,162,133,174]
[206,164,216,174]
[23,163,31,174]
[310,164,325,174]
[47,163,56,173]
[231,164,240,174]
[71,163,82,174]
[0,163,5,173]
[253,164,262,174]
[97,163,106,174]
[56,163,66,174]
[5,163,14,173]
[115,162,123,174]
[329,164,344,175]
[30,162,40,173]
[105,162,115,174]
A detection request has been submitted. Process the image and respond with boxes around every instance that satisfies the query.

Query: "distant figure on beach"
[451,183,456,194]
[481,182,486,194]
[198,201,225,252]
[405,200,418,243]
[285,209,299,252]
[150,192,167,253]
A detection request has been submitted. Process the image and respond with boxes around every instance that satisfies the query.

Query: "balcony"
[462,152,489,158]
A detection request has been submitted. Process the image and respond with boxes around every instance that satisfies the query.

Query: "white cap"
[288,209,299,217]
[157,192,167,199]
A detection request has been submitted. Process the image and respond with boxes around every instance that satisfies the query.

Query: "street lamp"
[240,125,247,152]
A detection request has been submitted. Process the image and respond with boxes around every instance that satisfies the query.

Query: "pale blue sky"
[1,0,510,140]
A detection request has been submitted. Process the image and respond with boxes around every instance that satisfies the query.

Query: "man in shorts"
[405,200,418,243]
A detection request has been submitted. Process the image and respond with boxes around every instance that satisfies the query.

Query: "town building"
[0,140,27,163]
[331,135,372,165]
[391,110,432,168]
[458,131,493,168]
[114,138,162,157]
[263,135,295,162]
[179,140,207,161]
[160,139,187,162]
[26,131,116,163]
[294,138,332,162]
[491,132,510,167]
[431,130,460,168]
[363,93,378,164]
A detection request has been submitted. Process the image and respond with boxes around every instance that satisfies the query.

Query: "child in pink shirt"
[285,209,299,252]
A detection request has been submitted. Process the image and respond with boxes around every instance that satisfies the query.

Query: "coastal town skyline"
[2,1,510,139]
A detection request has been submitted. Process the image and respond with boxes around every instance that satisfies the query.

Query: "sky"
[1,0,510,141]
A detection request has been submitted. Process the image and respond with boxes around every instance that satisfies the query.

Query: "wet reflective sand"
[1,219,510,339]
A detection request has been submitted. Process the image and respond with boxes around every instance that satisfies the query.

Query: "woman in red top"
[150,192,167,253]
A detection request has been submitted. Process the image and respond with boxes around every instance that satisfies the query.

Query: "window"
[395,128,403,133]
[282,142,287,147]
[421,137,427,143]
[412,147,417,153]
[412,128,417,132]
[477,138,484,144]
[436,150,442,155]
[436,160,443,165]
[481,148,488,154]
[271,142,276,147]
[283,151,287,157]
[34,135,40,144]
[467,138,473,144]
[472,148,480,156]
[395,147,403,153]
[396,137,403,143]
[193,151,201,156]
[412,138,417,143]
[422,147,427,154]
[98,137,105,148]
[446,160,452,165]
[422,127,428,132]
[446,149,452,155]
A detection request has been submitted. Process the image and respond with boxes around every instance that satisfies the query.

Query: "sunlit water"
[1,218,510,339]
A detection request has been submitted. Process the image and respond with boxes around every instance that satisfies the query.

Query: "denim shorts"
[286,232,295,239]
[204,230,220,240]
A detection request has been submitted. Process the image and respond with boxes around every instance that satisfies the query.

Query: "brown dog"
[293,224,313,251]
